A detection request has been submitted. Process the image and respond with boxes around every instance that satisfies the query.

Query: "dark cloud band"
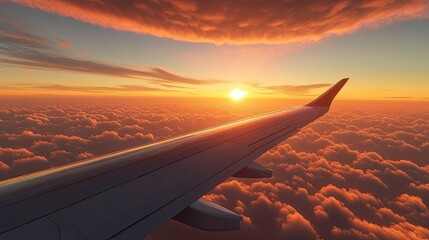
[10,0,428,44]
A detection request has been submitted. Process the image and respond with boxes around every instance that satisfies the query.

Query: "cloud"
[11,155,49,171]
[57,39,71,48]
[0,147,35,165]
[280,212,319,240]
[263,83,331,95]
[23,84,173,93]
[0,100,428,239]
[322,143,359,164]
[0,147,49,177]
[0,15,48,50]
[77,152,94,160]
[394,194,429,225]
[0,161,10,172]
[0,14,226,90]
[0,53,223,85]
[10,0,428,44]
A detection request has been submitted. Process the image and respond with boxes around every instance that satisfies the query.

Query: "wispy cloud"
[32,84,173,93]
[10,0,428,44]
[0,15,226,87]
[382,96,415,99]
[57,39,71,48]
[261,83,331,95]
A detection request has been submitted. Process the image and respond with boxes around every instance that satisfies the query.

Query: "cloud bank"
[0,100,428,239]
[11,0,428,44]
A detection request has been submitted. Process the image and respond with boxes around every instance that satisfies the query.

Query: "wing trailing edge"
[306,78,349,108]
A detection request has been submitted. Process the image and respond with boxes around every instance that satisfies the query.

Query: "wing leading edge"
[0,78,348,240]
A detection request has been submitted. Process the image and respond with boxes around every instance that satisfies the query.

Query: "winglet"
[306,78,349,108]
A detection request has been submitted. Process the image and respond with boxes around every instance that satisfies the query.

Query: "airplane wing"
[0,78,348,240]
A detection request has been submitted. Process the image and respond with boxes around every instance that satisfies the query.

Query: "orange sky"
[0,1,428,100]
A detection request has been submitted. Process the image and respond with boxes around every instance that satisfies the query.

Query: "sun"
[229,89,248,101]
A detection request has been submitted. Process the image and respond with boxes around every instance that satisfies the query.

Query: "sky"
[0,0,428,99]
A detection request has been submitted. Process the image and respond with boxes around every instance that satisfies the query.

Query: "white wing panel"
[48,142,253,240]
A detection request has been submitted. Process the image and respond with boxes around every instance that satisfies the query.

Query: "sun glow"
[229,89,248,101]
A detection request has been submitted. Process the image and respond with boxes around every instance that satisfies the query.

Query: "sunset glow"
[229,89,248,101]
[0,1,428,239]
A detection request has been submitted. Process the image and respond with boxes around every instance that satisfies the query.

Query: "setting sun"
[229,89,248,101]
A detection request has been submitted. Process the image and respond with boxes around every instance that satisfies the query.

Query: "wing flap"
[233,162,273,178]
[173,198,241,231]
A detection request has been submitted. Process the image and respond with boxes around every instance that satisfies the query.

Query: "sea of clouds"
[0,99,428,239]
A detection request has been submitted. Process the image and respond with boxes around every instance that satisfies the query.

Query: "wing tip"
[306,78,349,108]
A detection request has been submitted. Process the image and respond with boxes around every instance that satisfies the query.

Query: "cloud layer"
[0,99,428,239]
[11,0,428,44]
